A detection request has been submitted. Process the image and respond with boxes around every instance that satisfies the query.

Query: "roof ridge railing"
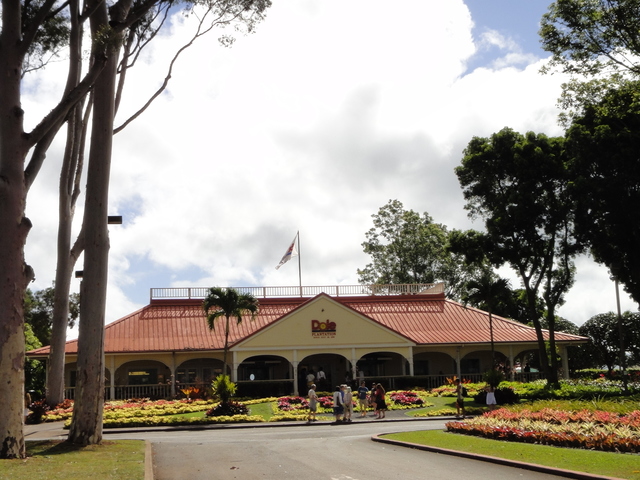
[150,283,444,301]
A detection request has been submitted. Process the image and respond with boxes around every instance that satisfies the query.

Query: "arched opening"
[236,355,292,397]
[114,360,171,399]
[237,355,290,381]
[460,350,508,383]
[298,353,351,394]
[412,352,454,388]
[175,358,224,387]
[355,351,408,390]
[513,349,542,381]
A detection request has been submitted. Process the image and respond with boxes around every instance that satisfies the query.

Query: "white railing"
[150,283,444,301]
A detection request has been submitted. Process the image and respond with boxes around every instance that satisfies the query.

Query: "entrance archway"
[299,353,351,394]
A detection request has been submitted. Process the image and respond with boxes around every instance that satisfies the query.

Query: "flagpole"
[297,231,302,296]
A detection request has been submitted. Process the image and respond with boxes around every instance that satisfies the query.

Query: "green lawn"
[248,401,275,420]
[382,430,640,480]
[0,440,145,480]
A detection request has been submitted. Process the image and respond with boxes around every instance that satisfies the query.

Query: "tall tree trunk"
[0,0,31,458]
[47,0,85,407]
[67,0,130,445]
[66,65,114,446]
[545,306,560,386]
[522,278,552,383]
[223,316,230,376]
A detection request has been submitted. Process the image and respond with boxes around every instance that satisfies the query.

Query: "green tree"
[358,200,484,300]
[540,0,640,78]
[578,312,640,372]
[456,128,582,386]
[564,81,640,306]
[1,0,271,451]
[539,0,640,124]
[448,228,531,323]
[24,286,79,346]
[463,270,512,365]
[203,287,259,376]
[24,323,44,395]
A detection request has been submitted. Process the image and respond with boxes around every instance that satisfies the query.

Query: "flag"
[275,235,298,270]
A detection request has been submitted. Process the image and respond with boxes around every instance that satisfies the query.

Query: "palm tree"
[202,287,259,376]
[464,271,511,366]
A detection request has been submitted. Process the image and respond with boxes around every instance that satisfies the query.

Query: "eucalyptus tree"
[0,0,271,455]
[48,1,271,416]
[455,128,582,387]
[203,287,259,376]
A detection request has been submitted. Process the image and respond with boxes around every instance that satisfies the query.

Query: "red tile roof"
[28,292,586,356]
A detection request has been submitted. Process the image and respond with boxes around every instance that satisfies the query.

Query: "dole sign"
[311,319,336,338]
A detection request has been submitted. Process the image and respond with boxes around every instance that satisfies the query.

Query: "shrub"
[26,399,50,424]
[206,401,248,417]
[212,375,236,404]
[474,387,518,405]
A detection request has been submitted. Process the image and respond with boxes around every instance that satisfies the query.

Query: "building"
[28,283,587,399]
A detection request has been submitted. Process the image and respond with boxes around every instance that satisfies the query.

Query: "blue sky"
[22,0,637,336]
[465,0,552,70]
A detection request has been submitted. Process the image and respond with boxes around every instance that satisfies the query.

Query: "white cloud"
[21,0,637,341]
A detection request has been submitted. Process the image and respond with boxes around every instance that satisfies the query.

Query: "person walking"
[368,382,377,416]
[455,379,465,419]
[374,383,387,419]
[344,386,353,422]
[357,381,369,417]
[332,385,344,423]
[307,384,318,423]
[485,384,497,411]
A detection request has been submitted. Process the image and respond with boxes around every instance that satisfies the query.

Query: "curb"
[371,435,624,480]
[145,440,153,480]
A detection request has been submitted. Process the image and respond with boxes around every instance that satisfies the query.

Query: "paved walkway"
[23,407,428,440]
[24,412,622,480]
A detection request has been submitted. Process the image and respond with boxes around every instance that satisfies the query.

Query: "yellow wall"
[236,296,413,351]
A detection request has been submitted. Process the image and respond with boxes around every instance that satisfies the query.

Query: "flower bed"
[64,414,265,429]
[275,391,432,414]
[446,407,640,453]
[45,398,215,422]
[389,391,432,408]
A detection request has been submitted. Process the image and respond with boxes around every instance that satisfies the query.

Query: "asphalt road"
[102,421,568,480]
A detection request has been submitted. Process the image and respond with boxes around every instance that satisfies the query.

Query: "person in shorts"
[357,381,369,417]
[332,385,344,423]
[344,386,353,422]
[307,384,318,423]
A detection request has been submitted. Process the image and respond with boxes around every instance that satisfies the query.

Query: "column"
[170,352,176,398]
[408,347,414,376]
[231,351,238,382]
[109,355,115,400]
[293,350,299,396]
